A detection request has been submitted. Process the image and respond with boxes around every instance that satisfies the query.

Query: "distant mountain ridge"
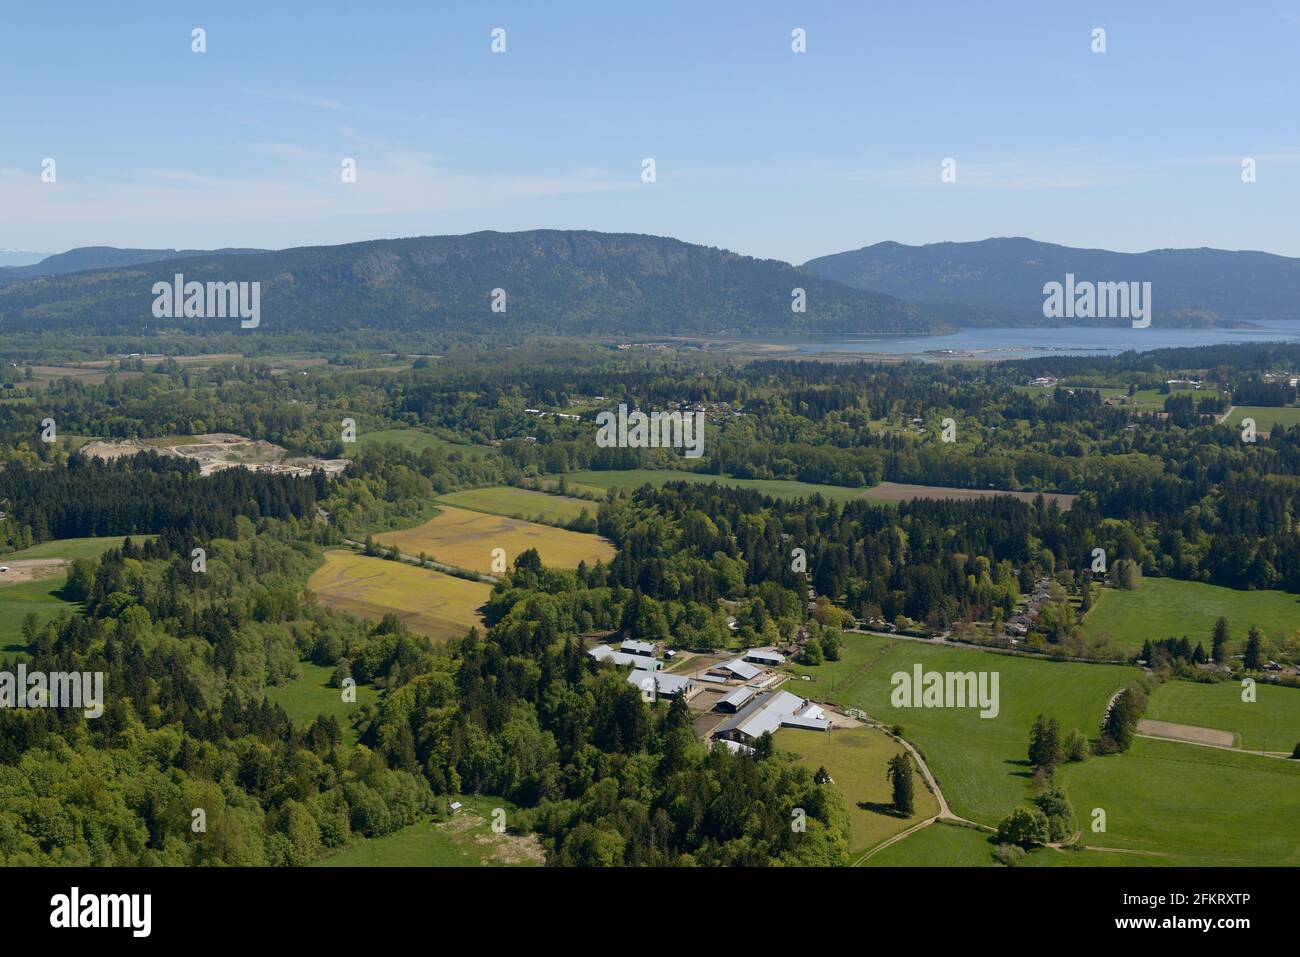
[0,246,267,283]
[0,250,50,268]
[0,231,944,337]
[802,237,1300,327]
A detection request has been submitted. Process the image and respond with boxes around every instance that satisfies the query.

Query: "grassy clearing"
[356,428,496,458]
[266,661,379,747]
[436,487,596,526]
[1081,577,1300,655]
[555,469,872,503]
[1128,387,1216,412]
[1145,680,1300,753]
[864,821,997,867]
[781,632,894,698]
[2,535,144,561]
[314,796,541,866]
[375,505,615,574]
[1060,736,1300,865]
[0,574,78,658]
[1226,405,1300,430]
[860,482,1074,509]
[863,820,1177,867]
[776,725,939,854]
[827,633,1138,826]
[308,550,491,642]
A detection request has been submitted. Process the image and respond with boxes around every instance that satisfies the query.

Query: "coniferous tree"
[1211,616,1230,663]
[886,753,914,816]
[1243,627,1265,670]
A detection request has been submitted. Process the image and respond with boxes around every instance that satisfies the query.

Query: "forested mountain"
[0,231,944,337]
[0,246,266,283]
[802,237,1300,327]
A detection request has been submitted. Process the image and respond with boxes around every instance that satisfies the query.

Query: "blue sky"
[3,0,1299,262]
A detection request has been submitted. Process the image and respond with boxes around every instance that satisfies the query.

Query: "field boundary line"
[339,538,499,584]
[431,495,590,532]
[1134,731,1293,760]
[852,815,937,866]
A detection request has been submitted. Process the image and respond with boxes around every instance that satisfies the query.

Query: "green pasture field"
[1226,405,1300,431]
[1145,679,1300,753]
[265,661,380,747]
[435,486,596,525]
[0,574,77,658]
[823,633,1138,826]
[863,821,998,867]
[1081,577,1300,655]
[314,796,540,866]
[776,725,940,854]
[555,469,871,503]
[3,535,143,561]
[356,428,497,458]
[1060,736,1300,865]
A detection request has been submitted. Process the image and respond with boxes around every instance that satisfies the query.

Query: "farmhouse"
[627,670,696,701]
[715,690,829,743]
[588,644,663,670]
[744,648,786,666]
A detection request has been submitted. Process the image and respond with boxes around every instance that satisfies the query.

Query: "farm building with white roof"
[588,644,663,670]
[710,658,762,681]
[626,670,696,701]
[619,639,660,658]
[716,685,756,712]
[714,690,829,743]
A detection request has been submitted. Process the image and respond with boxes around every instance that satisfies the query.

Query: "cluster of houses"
[1260,372,1300,388]
[586,640,831,744]
[523,408,582,421]
[1003,576,1053,639]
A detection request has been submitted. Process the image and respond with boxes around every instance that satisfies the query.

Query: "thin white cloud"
[242,88,424,124]
[0,157,634,249]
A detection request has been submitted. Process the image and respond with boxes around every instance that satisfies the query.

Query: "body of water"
[789,320,1300,360]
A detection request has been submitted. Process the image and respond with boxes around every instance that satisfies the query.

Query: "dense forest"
[1,339,1298,865]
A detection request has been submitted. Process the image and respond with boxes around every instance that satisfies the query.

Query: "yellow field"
[308,550,490,642]
[374,505,616,575]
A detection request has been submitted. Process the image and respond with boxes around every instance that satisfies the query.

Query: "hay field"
[308,550,490,642]
[374,505,615,574]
